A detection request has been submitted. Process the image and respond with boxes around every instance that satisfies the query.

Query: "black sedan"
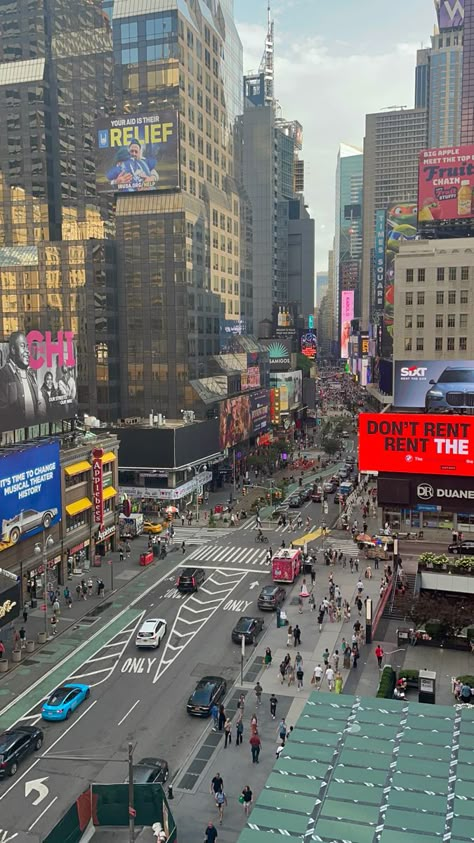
[129,757,169,784]
[0,725,43,777]
[288,495,303,508]
[448,540,474,555]
[231,616,264,645]
[187,676,227,716]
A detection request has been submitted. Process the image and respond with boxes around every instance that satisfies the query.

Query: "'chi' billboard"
[340,291,354,359]
[96,109,179,194]
[359,413,474,477]
[418,145,474,223]
[0,441,61,551]
[0,330,78,432]
[394,360,474,410]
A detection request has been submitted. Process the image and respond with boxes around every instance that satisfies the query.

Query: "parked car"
[257,585,286,611]
[176,567,206,592]
[448,540,474,555]
[231,616,264,644]
[2,507,58,544]
[142,521,163,534]
[187,676,227,716]
[128,757,169,784]
[0,726,43,777]
[42,683,90,721]
[425,366,474,412]
[135,618,167,649]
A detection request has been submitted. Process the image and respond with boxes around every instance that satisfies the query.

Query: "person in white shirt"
[313,664,323,689]
[325,666,335,691]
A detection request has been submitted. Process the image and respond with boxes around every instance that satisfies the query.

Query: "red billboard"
[418,145,474,223]
[358,413,474,477]
[92,448,104,527]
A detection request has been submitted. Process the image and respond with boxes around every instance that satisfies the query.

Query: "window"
[435,337,443,351]
[449,266,457,280]
[66,510,89,532]
[460,313,468,329]
[417,291,425,305]
[405,292,413,305]
[461,289,469,303]
[416,337,424,351]
[437,267,445,281]
[121,21,137,42]
[447,337,455,350]
[417,315,424,329]
[448,290,456,304]
[417,268,425,283]
[121,47,138,63]
[459,337,467,351]
[436,291,444,305]
[435,314,443,328]
[406,268,413,283]
[461,266,469,280]
[447,313,456,328]
[405,315,413,328]
[404,338,412,351]
[212,210,218,226]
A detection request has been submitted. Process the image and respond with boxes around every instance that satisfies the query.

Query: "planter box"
[0,659,8,673]
[25,640,35,653]
[11,650,21,663]
[37,631,47,644]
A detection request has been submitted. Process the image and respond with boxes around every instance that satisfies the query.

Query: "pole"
[195,469,199,524]
[233,449,236,495]
[240,635,245,685]
[128,741,135,842]
[44,538,48,638]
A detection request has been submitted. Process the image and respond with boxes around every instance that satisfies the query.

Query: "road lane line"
[83,653,123,662]
[68,667,112,680]
[28,796,58,831]
[117,699,140,726]
[103,640,128,648]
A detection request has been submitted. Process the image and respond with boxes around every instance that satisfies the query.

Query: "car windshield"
[261,587,275,596]
[234,618,252,631]
[436,369,474,384]
[48,688,69,705]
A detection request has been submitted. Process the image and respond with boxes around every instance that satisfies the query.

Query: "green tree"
[401,592,474,641]
[321,437,339,456]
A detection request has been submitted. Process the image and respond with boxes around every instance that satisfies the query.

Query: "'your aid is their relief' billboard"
[96,109,179,194]
[418,145,474,223]
[0,441,61,550]
[358,413,474,477]
[0,329,78,432]
[394,360,474,410]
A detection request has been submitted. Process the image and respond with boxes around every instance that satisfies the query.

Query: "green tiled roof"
[237,692,474,842]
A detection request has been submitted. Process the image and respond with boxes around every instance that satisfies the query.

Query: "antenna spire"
[259,0,274,106]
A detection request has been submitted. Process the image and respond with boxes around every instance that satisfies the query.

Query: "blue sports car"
[42,683,90,721]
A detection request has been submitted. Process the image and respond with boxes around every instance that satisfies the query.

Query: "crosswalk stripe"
[184,544,271,567]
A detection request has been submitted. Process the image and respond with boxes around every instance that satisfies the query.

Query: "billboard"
[218,390,269,448]
[340,290,354,359]
[241,353,260,391]
[378,472,474,513]
[358,413,474,477]
[249,390,269,434]
[438,0,464,30]
[0,441,61,551]
[394,360,474,410]
[419,145,474,224]
[260,339,292,371]
[300,331,317,360]
[92,448,104,528]
[273,303,298,339]
[383,202,417,346]
[0,330,78,432]
[269,372,302,409]
[96,109,179,194]
[373,209,386,311]
[219,319,246,352]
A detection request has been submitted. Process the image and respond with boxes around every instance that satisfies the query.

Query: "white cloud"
[238,22,421,269]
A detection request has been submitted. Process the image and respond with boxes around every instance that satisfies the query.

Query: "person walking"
[224,717,232,747]
[254,681,263,706]
[210,772,224,797]
[325,665,335,691]
[235,718,244,746]
[249,732,261,763]
[269,693,278,720]
[52,598,60,616]
[264,647,272,669]
[375,644,384,669]
[310,567,316,587]
[322,647,330,667]
[278,718,288,743]
[50,615,58,635]
[205,822,218,842]
[19,626,26,648]
[241,785,253,817]
[250,713,258,735]
[218,704,226,731]
[286,625,293,648]
[181,541,186,554]
[215,789,227,825]
[294,624,301,646]
[210,703,219,731]
[352,644,359,668]
[332,650,340,672]
[279,660,287,684]
[317,606,325,632]
[335,671,343,694]
[22,606,28,624]
[296,663,304,690]
[312,664,323,689]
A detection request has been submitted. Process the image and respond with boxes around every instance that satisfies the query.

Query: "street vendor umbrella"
[355,533,373,544]
[165,505,179,514]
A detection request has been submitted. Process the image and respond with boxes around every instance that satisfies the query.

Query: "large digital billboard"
[383,202,417,348]
[378,472,474,514]
[340,290,354,359]
[0,330,78,432]
[373,209,386,312]
[249,390,269,434]
[418,145,474,223]
[96,109,179,194]
[359,413,474,477]
[218,390,269,449]
[269,371,302,409]
[0,441,61,551]
[394,360,474,410]
[260,339,292,371]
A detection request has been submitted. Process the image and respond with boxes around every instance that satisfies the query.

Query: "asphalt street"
[0,488,350,841]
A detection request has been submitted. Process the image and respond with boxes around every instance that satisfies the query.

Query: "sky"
[235,0,436,270]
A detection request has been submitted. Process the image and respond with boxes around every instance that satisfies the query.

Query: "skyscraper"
[334,144,363,350]
[461,0,474,142]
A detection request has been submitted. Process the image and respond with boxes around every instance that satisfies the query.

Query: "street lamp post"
[34,534,54,637]
[192,464,207,524]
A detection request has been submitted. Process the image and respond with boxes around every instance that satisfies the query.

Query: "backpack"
[215,791,226,805]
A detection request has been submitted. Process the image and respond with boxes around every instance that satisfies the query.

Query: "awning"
[66,497,92,517]
[64,460,91,477]
[101,451,116,464]
[102,486,117,501]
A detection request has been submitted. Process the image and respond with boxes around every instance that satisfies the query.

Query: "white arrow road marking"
[25,777,49,806]
[249,581,260,590]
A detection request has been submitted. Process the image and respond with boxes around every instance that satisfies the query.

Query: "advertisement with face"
[0,441,61,551]
[0,330,78,432]
[96,109,179,194]
[383,202,417,348]
[340,291,354,359]
[219,396,251,449]
[359,413,474,477]
[418,145,474,223]
[394,360,474,410]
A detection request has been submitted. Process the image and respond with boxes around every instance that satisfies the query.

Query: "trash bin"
[153,544,161,557]
[279,609,288,627]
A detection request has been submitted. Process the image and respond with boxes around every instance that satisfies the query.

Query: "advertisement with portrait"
[373,209,386,312]
[340,290,354,359]
[438,0,464,29]
[96,108,179,194]
[260,339,292,371]
[270,372,302,409]
[358,413,474,477]
[219,395,251,449]
[249,390,269,434]
[383,201,417,352]
[0,441,61,552]
[418,144,474,224]
[394,359,474,410]
[0,330,78,432]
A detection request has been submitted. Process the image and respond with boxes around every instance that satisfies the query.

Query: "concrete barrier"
[25,640,35,653]
[38,631,47,644]
[0,658,8,673]
[11,649,21,663]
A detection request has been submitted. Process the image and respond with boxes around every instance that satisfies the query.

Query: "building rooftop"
[237,691,474,843]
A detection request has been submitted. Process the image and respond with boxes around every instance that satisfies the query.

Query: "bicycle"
[255,534,269,544]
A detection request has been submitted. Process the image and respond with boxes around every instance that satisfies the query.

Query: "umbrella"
[356,533,373,543]
[165,505,178,514]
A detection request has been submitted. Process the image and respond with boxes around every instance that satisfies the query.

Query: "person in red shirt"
[375,645,384,669]
[249,732,261,763]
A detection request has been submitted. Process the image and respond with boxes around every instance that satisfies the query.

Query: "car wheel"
[8,762,18,776]
[34,737,43,751]
[9,528,20,544]
[43,513,52,528]
[85,688,90,699]
[65,709,71,720]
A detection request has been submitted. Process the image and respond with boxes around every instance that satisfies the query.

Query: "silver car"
[2,508,58,544]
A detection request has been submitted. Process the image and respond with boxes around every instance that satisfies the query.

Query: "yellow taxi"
[143,521,164,534]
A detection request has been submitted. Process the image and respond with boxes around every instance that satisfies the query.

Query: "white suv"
[135,618,167,649]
